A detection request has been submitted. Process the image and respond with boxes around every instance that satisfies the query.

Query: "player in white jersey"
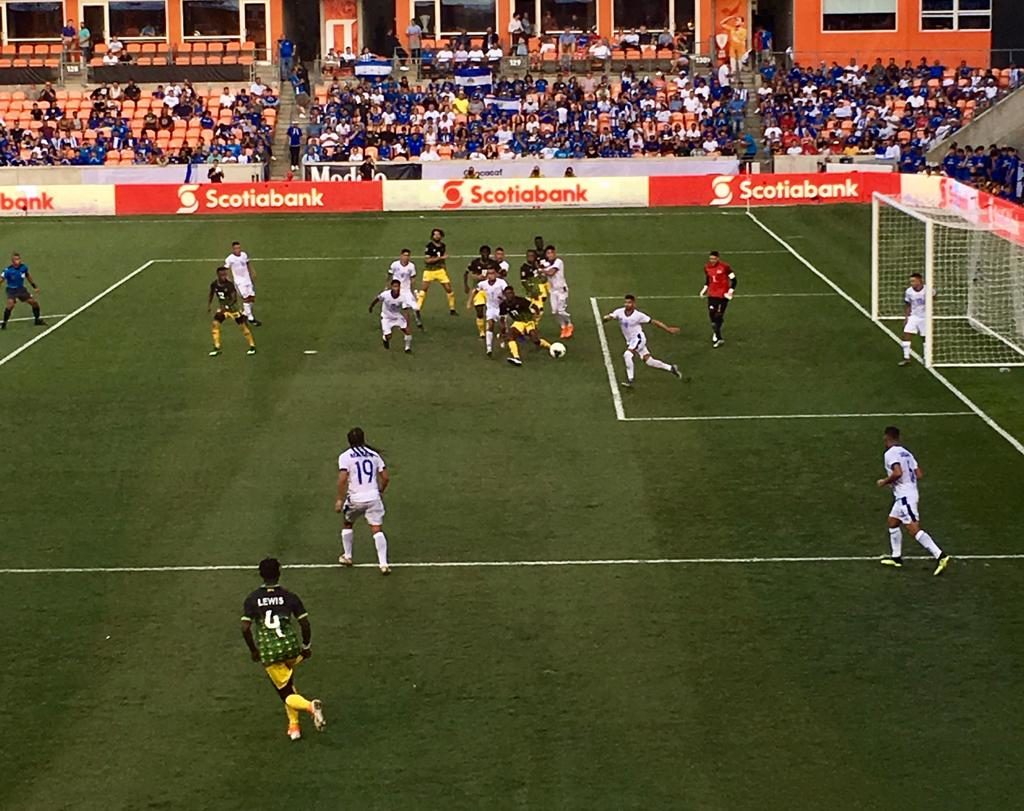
[225,241,261,326]
[602,295,683,387]
[387,248,423,329]
[336,427,391,574]
[466,268,509,356]
[494,246,510,279]
[877,426,951,575]
[369,279,415,353]
[899,273,929,366]
[539,244,573,339]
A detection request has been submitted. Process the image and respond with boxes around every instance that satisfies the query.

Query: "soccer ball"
[549,341,566,359]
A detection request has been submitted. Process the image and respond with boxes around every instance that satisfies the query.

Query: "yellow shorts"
[511,320,537,335]
[215,309,244,322]
[530,296,545,313]
[423,269,450,284]
[472,290,486,306]
[540,282,551,297]
[264,655,304,689]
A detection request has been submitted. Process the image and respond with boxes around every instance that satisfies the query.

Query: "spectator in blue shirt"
[287,122,303,170]
[278,34,295,80]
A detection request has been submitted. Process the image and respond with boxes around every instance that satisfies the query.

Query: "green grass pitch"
[2,205,1024,809]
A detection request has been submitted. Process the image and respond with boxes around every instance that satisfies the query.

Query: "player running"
[898,273,928,367]
[464,245,500,339]
[532,235,550,313]
[700,250,737,348]
[1,253,45,330]
[207,266,256,356]
[519,249,545,321]
[603,295,683,387]
[388,248,423,329]
[467,267,509,356]
[494,246,510,278]
[500,285,551,366]
[369,279,415,353]
[418,228,457,315]
[225,241,261,326]
[877,426,952,575]
[336,427,392,574]
[240,557,326,741]
[539,244,573,339]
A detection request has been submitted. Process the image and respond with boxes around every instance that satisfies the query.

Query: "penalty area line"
[1,553,1022,574]
[590,296,626,421]
[622,411,975,422]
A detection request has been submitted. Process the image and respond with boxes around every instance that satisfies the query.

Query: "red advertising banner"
[114,181,382,215]
[0,184,115,216]
[649,173,900,208]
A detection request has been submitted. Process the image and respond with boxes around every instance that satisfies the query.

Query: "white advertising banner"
[0,185,115,216]
[419,158,738,180]
[383,177,649,212]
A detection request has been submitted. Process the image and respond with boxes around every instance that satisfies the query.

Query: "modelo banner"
[649,173,901,207]
[115,181,383,215]
[383,176,649,211]
[304,163,423,181]
[0,184,115,216]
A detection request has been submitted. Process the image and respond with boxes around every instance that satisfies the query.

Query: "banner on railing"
[419,158,739,180]
[354,59,392,77]
[0,184,115,216]
[383,176,649,211]
[304,163,423,181]
[114,181,383,215]
[649,172,900,207]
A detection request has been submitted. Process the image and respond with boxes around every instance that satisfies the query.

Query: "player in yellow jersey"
[533,235,551,306]
[207,266,256,356]
[241,558,326,740]
[499,285,551,366]
[418,228,457,315]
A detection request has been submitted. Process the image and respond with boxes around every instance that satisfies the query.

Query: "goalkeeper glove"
[699,285,708,297]
[725,289,734,300]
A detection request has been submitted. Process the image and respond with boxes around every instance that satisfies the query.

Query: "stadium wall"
[0,165,263,185]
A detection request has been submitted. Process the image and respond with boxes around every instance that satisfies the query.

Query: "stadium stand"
[0,80,277,166]
[938,142,1022,202]
[756,58,1021,174]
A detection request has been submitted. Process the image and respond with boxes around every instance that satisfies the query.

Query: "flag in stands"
[355,59,393,77]
[455,66,492,93]
[485,96,521,113]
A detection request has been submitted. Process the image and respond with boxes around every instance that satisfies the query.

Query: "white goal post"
[871,192,1024,367]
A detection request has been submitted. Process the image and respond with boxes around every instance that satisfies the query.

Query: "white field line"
[589,296,626,421]
[746,211,1024,458]
[593,293,835,300]
[623,411,974,423]
[157,250,788,264]
[1,553,1021,574]
[0,261,155,369]
[4,312,69,324]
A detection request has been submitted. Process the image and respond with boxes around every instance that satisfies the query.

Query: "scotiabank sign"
[114,181,383,215]
[650,172,899,208]
[383,176,648,211]
[0,185,114,216]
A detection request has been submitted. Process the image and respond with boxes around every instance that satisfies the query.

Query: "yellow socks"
[241,323,255,347]
[475,317,485,337]
[539,338,551,349]
[446,291,456,311]
[285,693,312,713]
[509,341,520,360]
[211,321,221,349]
[416,289,426,308]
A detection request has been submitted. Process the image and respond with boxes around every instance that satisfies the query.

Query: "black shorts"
[6,287,31,302]
[708,297,729,319]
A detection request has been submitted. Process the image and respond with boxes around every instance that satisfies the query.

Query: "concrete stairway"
[270,74,299,179]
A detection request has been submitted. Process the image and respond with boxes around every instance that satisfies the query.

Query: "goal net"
[872,192,1024,367]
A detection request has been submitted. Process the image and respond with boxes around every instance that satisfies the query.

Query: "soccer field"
[3,204,1024,809]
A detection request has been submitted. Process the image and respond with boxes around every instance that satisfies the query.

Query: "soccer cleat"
[486,350,493,358]
[310,699,326,731]
[404,347,412,354]
[880,556,903,568]
[0,323,5,330]
[249,319,262,327]
[898,359,911,367]
[287,725,302,741]
[620,380,634,388]
[246,346,257,355]
[380,565,391,576]
[339,555,353,567]
[933,554,952,576]
[382,336,390,349]
[564,323,574,338]
[449,309,458,316]
[507,356,523,366]
[415,316,424,330]
[208,348,221,357]
[670,364,682,379]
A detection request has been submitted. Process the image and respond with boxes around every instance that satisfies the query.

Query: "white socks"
[901,340,911,360]
[341,528,354,559]
[623,351,635,380]
[889,527,903,557]
[243,302,254,320]
[373,532,389,567]
[486,330,493,352]
[645,357,672,372]
[915,529,942,558]
[404,334,412,350]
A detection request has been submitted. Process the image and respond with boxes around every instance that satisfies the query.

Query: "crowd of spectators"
[939,142,1022,202]
[300,68,754,164]
[0,78,277,166]
[756,57,1020,174]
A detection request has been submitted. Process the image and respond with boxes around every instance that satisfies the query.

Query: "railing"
[755,49,1024,71]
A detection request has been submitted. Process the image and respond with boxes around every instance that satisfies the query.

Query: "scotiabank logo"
[175,183,326,214]
[711,176,861,206]
[0,191,54,211]
[441,179,591,210]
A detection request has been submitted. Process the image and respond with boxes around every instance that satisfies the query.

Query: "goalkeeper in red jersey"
[700,251,737,348]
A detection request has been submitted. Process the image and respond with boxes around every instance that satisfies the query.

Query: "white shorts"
[382,313,408,333]
[903,315,926,336]
[625,332,649,356]
[485,305,501,321]
[233,276,255,298]
[401,285,419,308]
[344,497,385,526]
[549,286,569,315]
[889,495,920,525]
